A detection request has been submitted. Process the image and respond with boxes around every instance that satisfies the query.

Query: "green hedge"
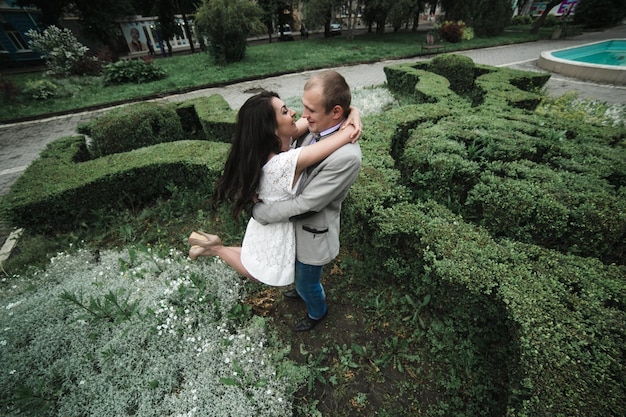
[343,58,625,415]
[384,58,550,111]
[176,94,236,143]
[348,106,626,416]
[465,162,626,262]
[0,94,233,234]
[2,57,625,416]
[0,136,229,233]
[78,102,185,157]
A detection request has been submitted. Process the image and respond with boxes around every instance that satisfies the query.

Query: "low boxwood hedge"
[78,102,184,157]
[2,57,624,416]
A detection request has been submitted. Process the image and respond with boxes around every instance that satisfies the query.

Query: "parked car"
[330,23,342,36]
[277,24,294,41]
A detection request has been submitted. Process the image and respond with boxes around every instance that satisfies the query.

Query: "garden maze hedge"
[1,56,624,416]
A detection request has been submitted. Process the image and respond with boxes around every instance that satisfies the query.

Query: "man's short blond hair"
[304,70,351,116]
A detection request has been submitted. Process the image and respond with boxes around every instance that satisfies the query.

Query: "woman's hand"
[341,106,362,143]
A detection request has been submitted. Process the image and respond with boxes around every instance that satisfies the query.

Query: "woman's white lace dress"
[240,148,302,286]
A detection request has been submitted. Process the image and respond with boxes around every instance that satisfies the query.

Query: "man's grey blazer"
[252,132,362,266]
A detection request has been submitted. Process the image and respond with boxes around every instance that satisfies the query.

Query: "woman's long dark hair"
[212,91,282,219]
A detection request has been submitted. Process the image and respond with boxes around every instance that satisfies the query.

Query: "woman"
[128,28,145,52]
[188,91,360,286]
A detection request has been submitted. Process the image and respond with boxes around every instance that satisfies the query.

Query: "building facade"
[0,0,43,68]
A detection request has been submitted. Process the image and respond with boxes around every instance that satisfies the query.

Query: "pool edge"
[538,39,626,85]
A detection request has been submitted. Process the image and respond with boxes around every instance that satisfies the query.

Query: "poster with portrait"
[125,26,146,53]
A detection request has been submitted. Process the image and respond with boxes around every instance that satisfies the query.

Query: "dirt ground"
[245,271,435,416]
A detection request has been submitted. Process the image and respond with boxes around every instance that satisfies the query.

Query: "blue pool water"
[552,40,626,67]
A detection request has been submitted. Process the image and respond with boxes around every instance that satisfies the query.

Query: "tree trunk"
[530,0,562,34]
[180,11,195,53]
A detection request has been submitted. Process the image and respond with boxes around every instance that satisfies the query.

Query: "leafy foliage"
[574,0,626,28]
[194,0,265,64]
[440,0,513,36]
[79,102,184,157]
[429,54,475,94]
[437,20,465,43]
[101,59,166,85]
[26,25,97,78]
[23,79,58,100]
[0,248,306,416]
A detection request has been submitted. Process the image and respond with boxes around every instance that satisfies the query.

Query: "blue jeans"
[295,260,326,320]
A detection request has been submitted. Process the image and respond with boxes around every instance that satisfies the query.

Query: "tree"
[573,0,626,29]
[155,0,180,56]
[17,0,138,58]
[302,0,337,37]
[194,0,264,64]
[343,0,365,40]
[529,0,562,33]
[16,0,67,26]
[388,0,426,32]
[172,0,197,54]
[440,0,513,36]
[362,0,392,33]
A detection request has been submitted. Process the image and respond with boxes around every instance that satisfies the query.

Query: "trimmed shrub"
[428,54,475,95]
[102,59,166,85]
[176,95,236,143]
[80,102,184,157]
[384,63,457,104]
[0,136,229,233]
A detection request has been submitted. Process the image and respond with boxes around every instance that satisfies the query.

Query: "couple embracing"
[189,70,362,332]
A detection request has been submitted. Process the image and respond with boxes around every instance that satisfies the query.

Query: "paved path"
[1,24,625,198]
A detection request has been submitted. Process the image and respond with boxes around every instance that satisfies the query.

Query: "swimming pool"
[538,39,626,85]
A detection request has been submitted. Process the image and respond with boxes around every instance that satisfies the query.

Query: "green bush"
[194,0,264,64]
[3,60,625,417]
[0,136,229,233]
[511,15,533,25]
[543,14,559,27]
[26,25,93,78]
[437,20,465,43]
[476,65,549,110]
[23,79,58,100]
[80,102,184,157]
[429,54,475,95]
[177,95,236,143]
[102,59,167,85]
[574,0,626,28]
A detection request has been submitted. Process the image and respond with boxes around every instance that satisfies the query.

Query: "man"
[253,70,362,331]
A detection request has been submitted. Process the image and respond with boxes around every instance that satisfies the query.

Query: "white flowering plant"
[26,25,93,78]
[0,247,307,416]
